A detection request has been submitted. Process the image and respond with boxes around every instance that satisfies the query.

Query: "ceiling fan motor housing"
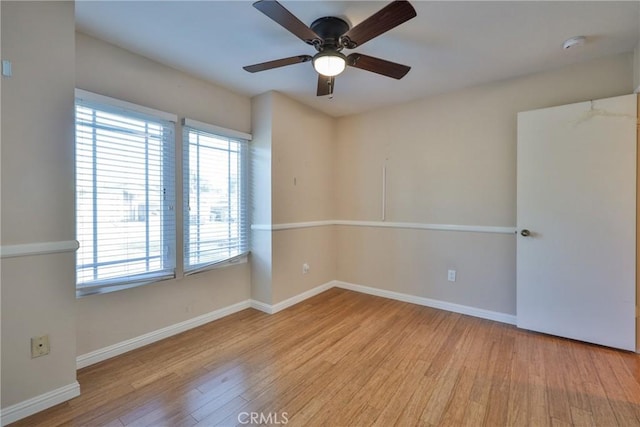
[310,16,350,50]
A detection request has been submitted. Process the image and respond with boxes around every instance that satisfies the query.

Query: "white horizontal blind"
[75,97,176,292]
[183,122,249,273]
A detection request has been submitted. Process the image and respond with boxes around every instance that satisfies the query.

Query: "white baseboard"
[0,381,80,426]
[335,281,517,325]
[250,281,336,314]
[76,300,251,369]
[250,279,515,325]
[249,299,273,314]
[271,281,336,313]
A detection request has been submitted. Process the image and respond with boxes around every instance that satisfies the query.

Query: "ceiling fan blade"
[347,53,410,79]
[253,0,322,45]
[317,74,335,97]
[340,0,416,49]
[243,55,312,73]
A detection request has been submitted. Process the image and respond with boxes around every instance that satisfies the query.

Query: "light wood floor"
[11,288,640,426]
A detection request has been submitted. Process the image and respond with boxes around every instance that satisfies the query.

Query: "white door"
[517,94,636,351]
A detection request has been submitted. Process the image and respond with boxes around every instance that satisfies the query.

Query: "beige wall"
[250,92,337,304]
[272,225,337,303]
[1,1,77,408]
[75,33,252,355]
[270,93,337,302]
[338,227,516,313]
[336,53,634,315]
[271,92,336,223]
[250,93,274,227]
[76,34,250,135]
[270,93,336,303]
[250,93,274,304]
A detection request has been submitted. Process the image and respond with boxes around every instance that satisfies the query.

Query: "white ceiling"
[76,1,640,117]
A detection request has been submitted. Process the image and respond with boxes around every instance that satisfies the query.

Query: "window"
[182,118,250,274]
[75,90,177,295]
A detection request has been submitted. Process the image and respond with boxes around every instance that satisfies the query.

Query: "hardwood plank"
[230,359,335,422]
[433,366,476,427]
[10,288,640,427]
[589,347,640,425]
[371,359,429,426]
[194,395,247,426]
[125,388,202,427]
[101,419,126,427]
[482,332,514,426]
[421,316,485,425]
[570,406,596,427]
[545,338,574,424]
[505,331,531,425]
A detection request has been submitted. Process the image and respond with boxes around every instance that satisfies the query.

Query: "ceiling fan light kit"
[313,50,347,77]
[244,0,416,97]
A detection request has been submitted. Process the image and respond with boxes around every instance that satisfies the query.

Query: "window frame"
[181,118,251,275]
[75,89,178,297]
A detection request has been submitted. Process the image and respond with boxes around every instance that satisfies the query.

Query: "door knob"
[521,229,531,237]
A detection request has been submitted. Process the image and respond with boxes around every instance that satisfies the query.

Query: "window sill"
[76,275,175,298]
[77,252,250,298]
[183,252,249,277]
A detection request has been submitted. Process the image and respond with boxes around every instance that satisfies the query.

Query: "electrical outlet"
[447,270,457,282]
[31,335,50,358]
[302,263,310,274]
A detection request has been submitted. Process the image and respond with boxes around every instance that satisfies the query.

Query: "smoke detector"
[562,36,586,50]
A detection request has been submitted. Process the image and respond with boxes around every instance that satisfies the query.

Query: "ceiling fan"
[243,0,417,97]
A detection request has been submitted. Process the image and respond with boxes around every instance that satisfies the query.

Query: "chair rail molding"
[251,220,515,234]
[0,240,80,258]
